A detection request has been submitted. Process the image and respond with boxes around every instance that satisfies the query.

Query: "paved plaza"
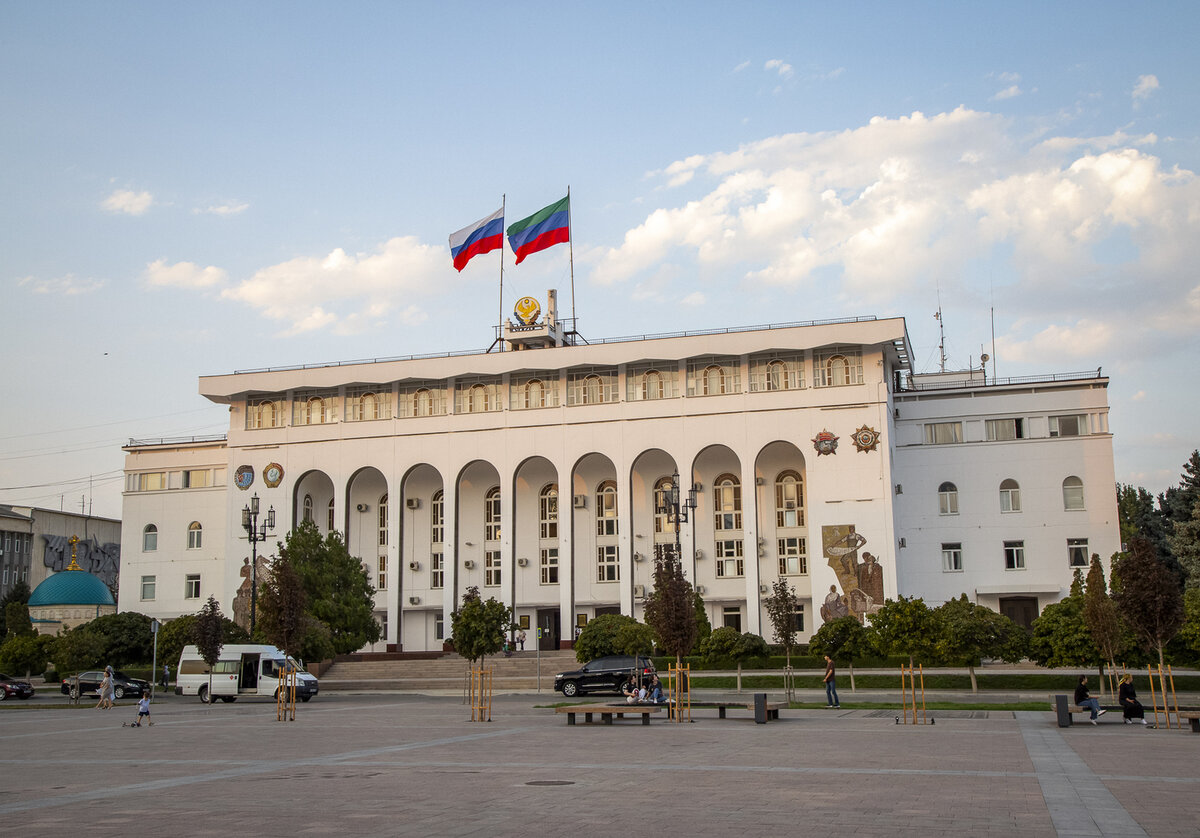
[2,693,1198,837]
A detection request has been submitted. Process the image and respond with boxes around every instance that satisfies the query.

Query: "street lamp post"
[655,469,697,564]
[241,493,275,637]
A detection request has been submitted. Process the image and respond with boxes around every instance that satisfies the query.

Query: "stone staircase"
[318,649,579,693]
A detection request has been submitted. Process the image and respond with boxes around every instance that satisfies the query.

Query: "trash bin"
[754,692,768,724]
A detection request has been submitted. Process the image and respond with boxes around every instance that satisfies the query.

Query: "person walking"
[161,664,170,690]
[1118,673,1148,726]
[1074,675,1106,725]
[823,655,840,709]
[96,666,116,710]
[131,694,152,727]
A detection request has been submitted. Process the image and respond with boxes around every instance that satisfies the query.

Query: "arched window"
[431,490,444,544]
[938,482,959,515]
[142,524,158,552]
[470,384,490,413]
[359,392,378,420]
[526,379,545,409]
[766,359,788,391]
[775,471,804,527]
[539,484,558,539]
[1063,476,1085,510]
[703,364,726,395]
[378,493,388,547]
[303,494,313,523]
[187,521,202,550]
[596,480,618,536]
[327,498,335,531]
[485,487,501,540]
[642,370,664,400]
[305,396,325,424]
[714,473,742,530]
[582,374,603,404]
[654,476,674,535]
[1000,479,1021,513]
[825,354,850,386]
[413,388,432,417]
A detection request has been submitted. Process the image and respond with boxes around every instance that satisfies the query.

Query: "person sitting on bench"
[1118,674,1148,726]
[1074,675,1106,725]
[645,674,665,704]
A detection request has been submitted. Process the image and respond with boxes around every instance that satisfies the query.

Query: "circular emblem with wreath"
[852,425,881,453]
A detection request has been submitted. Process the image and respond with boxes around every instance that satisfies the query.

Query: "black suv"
[554,655,656,697]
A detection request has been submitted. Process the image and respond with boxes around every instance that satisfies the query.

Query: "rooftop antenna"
[934,303,947,373]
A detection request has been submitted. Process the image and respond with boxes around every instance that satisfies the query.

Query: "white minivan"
[176,644,319,704]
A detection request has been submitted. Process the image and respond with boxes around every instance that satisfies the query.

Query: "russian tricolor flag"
[449,207,504,272]
[507,196,570,265]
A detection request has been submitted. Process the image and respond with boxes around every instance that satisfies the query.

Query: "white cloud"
[733,60,750,73]
[681,292,706,307]
[221,236,446,336]
[764,59,794,79]
[1133,74,1159,103]
[145,259,228,289]
[992,85,1021,101]
[194,202,249,216]
[1131,390,1146,401]
[102,189,153,215]
[17,274,105,295]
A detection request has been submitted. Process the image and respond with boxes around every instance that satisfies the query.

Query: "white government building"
[118,292,1120,652]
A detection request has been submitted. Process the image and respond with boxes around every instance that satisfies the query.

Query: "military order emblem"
[263,463,284,488]
[234,465,254,491]
[852,425,881,453]
[513,296,541,326]
[812,429,839,456]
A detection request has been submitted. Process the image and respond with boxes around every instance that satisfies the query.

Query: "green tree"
[1082,555,1126,694]
[1160,450,1200,528]
[50,626,106,676]
[1179,588,1200,662]
[0,580,31,638]
[279,521,381,656]
[1112,536,1186,669]
[1116,483,1170,559]
[156,614,248,675]
[573,613,639,662]
[870,596,940,668]
[614,620,655,657]
[935,594,1027,692]
[693,591,712,647]
[449,586,510,663]
[78,611,153,667]
[1168,497,1200,589]
[4,601,34,639]
[701,627,768,692]
[1028,578,1101,669]
[194,596,226,703]
[809,615,876,692]
[763,578,801,668]
[642,546,698,669]
[257,553,310,657]
[0,633,52,678]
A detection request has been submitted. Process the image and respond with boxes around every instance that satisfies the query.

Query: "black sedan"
[60,670,150,700]
[0,673,35,700]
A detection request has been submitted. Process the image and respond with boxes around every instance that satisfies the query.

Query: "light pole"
[241,493,275,637]
[655,469,697,564]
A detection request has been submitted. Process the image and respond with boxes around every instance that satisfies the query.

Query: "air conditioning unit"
[463,559,475,569]
[356,503,369,512]
[695,585,706,595]
[406,498,420,510]
[755,476,765,486]
[694,549,704,560]
[759,584,769,594]
[897,537,907,549]
[408,561,420,571]
[634,584,646,598]
[408,596,421,605]
[517,557,529,567]
[573,494,587,509]
[633,552,644,562]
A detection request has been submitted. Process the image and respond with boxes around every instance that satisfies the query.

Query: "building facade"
[118,308,1119,651]
[0,504,121,600]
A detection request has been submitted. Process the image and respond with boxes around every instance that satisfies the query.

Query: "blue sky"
[2,2,1198,519]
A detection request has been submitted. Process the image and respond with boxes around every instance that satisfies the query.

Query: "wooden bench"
[555,703,666,726]
[1049,694,1120,727]
[1178,711,1200,733]
[670,700,785,723]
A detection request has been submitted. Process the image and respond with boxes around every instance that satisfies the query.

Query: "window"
[778,537,807,575]
[454,378,502,413]
[653,477,673,535]
[999,479,1021,513]
[642,370,664,400]
[938,482,959,515]
[133,472,166,491]
[686,356,739,396]
[140,575,156,600]
[431,552,444,589]
[540,548,559,584]
[942,543,963,572]
[378,555,388,590]
[293,393,334,425]
[327,498,335,531]
[814,346,863,387]
[246,397,284,429]
[414,387,434,417]
[303,494,313,523]
[702,364,727,395]
[925,422,964,444]
[713,474,742,531]
[715,540,744,577]
[597,545,619,582]
[510,374,559,409]
[722,607,742,631]
[1050,414,1088,437]
[775,471,804,527]
[792,605,805,633]
[1004,541,1025,571]
[986,418,1024,441]
[749,353,804,392]
[399,382,448,418]
[567,368,618,405]
[183,469,210,488]
[626,361,678,401]
[470,383,491,413]
[187,522,202,550]
[434,613,445,641]
[485,551,501,586]
[484,488,501,540]
[142,524,158,552]
[378,494,388,546]
[1063,476,1085,510]
[347,387,392,421]
[596,481,617,536]
[1068,539,1089,568]
[185,574,201,598]
[539,484,559,539]
[431,490,444,544]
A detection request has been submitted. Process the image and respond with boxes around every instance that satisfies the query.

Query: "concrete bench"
[555,703,666,726]
[671,698,785,723]
[1049,694,1121,727]
[1178,711,1200,733]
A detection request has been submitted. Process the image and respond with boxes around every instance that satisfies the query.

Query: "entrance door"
[999,596,1039,629]
[722,606,742,632]
[536,608,560,651]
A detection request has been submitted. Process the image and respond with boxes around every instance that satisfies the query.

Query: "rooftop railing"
[126,433,228,447]
[899,368,1104,391]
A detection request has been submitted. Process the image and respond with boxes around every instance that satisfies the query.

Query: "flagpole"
[498,193,506,351]
[567,185,576,339]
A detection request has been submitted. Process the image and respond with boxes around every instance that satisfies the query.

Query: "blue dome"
[29,569,115,607]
